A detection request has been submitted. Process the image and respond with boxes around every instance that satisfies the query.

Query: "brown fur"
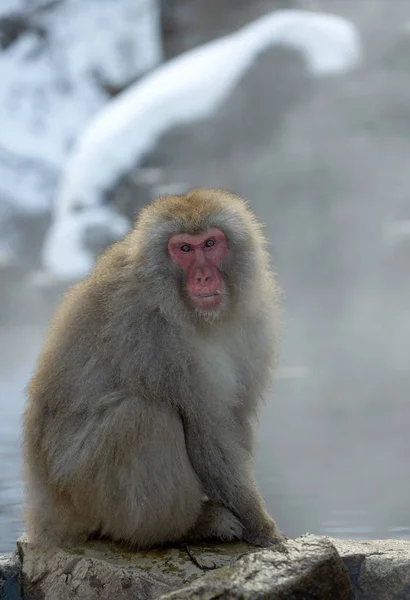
[23,189,283,549]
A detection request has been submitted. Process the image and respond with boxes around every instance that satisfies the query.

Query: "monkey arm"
[181,408,279,545]
[116,311,281,546]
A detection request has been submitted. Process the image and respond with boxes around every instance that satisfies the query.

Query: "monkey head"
[127,189,270,324]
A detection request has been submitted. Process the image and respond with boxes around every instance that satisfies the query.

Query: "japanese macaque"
[23,189,283,550]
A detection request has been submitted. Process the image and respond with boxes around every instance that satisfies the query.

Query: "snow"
[44,9,362,279]
[42,205,130,279]
[0,0,161,211]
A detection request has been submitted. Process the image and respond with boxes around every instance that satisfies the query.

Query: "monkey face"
[168,228,228,312]
[129,190,267,323]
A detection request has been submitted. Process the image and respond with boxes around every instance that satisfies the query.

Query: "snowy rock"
[44,9,361,280]
[56,8,361,214]
[0,0,162,212]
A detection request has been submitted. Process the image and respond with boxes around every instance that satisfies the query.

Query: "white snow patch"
[45,9,362,280]
[43,206,130,279]
[0,0,162,211]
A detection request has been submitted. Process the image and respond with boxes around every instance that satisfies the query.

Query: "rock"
[106,41,312,226]
[161,0,291,59]
[331,538,410,600]
[0,0,161,211]
[0,551,22,600]
[17,535,252,600]
[159,535,352,599]
[16,534,410,600]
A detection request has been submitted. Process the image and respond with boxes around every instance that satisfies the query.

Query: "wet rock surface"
[0,551,21,600]
[332,538,410,600]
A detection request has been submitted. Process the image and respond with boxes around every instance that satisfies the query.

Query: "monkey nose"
[196,274,211,284]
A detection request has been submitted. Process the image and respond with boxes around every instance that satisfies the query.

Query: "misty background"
[1,0,410,553]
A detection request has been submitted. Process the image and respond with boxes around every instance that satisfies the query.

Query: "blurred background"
[1,0,410,553]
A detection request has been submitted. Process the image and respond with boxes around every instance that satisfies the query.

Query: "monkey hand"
[242,517,287,549]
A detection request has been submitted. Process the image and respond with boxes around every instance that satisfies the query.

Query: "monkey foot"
[242,530,288,552]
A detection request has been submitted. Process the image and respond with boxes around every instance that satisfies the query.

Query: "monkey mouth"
[189,292,223,310]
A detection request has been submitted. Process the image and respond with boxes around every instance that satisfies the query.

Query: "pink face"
[168,228,228,310]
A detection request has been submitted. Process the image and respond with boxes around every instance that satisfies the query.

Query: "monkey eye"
[180,244,192,252]
[205,239,215,247]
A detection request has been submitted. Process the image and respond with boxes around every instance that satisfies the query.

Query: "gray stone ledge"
[158,535,351,600]
[0,551,22,600]
[0,534,409,599]
[331,538,410,600]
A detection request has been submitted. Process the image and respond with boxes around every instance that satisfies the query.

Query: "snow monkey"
[23,189,284,549]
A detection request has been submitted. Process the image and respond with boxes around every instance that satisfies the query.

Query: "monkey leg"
[96,397,204,548]
[27,393,204,549]
[185,500,244,542]
[24,468,97,549]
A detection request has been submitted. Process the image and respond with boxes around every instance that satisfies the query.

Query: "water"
[0,272,61,552]
[2,0,410,554]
